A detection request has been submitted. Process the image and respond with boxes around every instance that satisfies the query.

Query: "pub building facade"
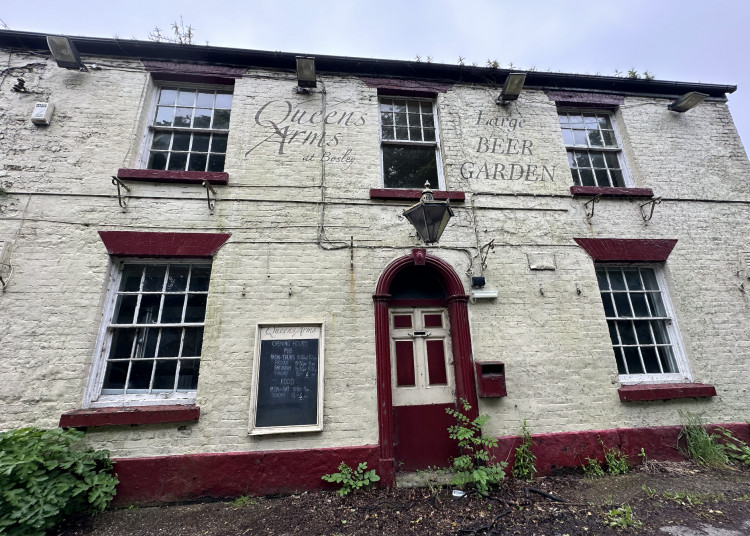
[0,30,749,503]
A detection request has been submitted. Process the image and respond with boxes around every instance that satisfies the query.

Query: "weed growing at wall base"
[0,427,118,536]
[445,399,507,493]
[511,420,537,481]
[678,411,730,467]
[322,462,380,497]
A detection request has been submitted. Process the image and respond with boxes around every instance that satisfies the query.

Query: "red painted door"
[390,308,458,471]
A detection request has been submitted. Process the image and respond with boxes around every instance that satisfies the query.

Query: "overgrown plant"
[678,411,730,467]
[718,428,750,466]
[603,504,642,529]
[583,457,605,478]
[322,462,379,497]
[445,399,507,493]
[0,427,118,536]
[512,420,537,481]
[602,443,629,475]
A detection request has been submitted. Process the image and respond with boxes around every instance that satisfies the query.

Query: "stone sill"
[369,188,465,202]
[117,168,229,185]
[618,383,716,402]
[59,405,200,428]
[570,185,654,198]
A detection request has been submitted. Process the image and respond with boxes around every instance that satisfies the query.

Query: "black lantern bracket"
[402,182,454,244]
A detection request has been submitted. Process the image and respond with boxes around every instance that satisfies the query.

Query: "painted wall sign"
[459,110,556,183]
[249,323,325,435]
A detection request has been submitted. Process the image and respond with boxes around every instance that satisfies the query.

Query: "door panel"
[390,307,457,471]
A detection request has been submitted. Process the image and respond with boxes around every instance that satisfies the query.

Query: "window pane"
[573,130,588,145]
[152,132,171,150]
[561,130,574,145]
[642,347,661,373]
[590,153,606,168]
[658,346,678,373]
[190,265,211,291]
[207,154,225,172]
[188,153,208,172]
[609,169,625,187]
[623,347,644,374]
[170,132,189,152]
[144,265,167,291]
[196,92,215,108]
[113,295,137,324]
[173,108,192,128]
[596,268,609,290]
[161,294,185,323]
[608,269,626,290]
[152,360,178,391]
[137,294,161,324]
[382,145,438,189]
[613,293,633,317]
[641,268,659,290]
[211,134,228,153]
[127,359,154,391]
[177,359,200,390]
[191,133,210,152]
[602,130,617,146]
[167,152,187,171]
[142,328,158,358]
[182,327,204,357]
[613,347,627,374]
[185,294,208,322]
[148,152,168,170]
[109,329,136,358]
[103,361,128,391]
[646,292,667,317]
[192,108,212,129]
[120,264,143,292]
[652,320,670,344]
[166,265,189,292]
[579,169,595,186]
[587,130,603,147]
[213,109,231,130]
[215,93,232,109]
[177,89,195,106]
[631,293,650,317]
[618,321,636,345]
[624,269,642,290]
[634,320,653,344]
[423,128,436,142]
[601,294,616,317]
[594,169,610,186]
[154,106,174,126]
[158,88,177,105]
[158,328,182,357]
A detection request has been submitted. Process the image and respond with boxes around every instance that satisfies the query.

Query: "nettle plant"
[322,461,380,497]
[445,399,507,493]
[0,427,118,536]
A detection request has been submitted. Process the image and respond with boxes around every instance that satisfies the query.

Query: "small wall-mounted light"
[668,91,708,113]
[403,182,454,244]
[46,35,87,71]
[296,56,316,91]
[496,72,526,105]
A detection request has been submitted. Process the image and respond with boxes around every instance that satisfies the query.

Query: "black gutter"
[0,30,737,99]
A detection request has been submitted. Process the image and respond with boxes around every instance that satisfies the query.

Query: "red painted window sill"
[570,185,653,198]
[117,168,229,185]
[59,405,200,428]
[618,383,716,402]
[369,188,465,202]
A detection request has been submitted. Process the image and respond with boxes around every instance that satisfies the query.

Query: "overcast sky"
[2,1,749,152]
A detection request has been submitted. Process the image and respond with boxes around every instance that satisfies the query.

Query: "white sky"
[2,1,749,152]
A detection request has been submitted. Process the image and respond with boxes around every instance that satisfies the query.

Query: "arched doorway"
[373,249,478,483]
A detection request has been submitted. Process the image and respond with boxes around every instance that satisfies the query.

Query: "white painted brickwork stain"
[0,51,749,458]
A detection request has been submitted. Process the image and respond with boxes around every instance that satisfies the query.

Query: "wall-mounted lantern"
[296,56,316,92]
[668,91,708,112]
[402,182,454,244]
[496,72,526,105]
[46,35,87,71]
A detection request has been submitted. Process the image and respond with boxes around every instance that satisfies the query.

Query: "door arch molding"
[373,249,478,484]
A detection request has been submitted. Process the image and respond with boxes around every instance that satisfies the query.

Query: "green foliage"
[582,457,605,478]
[322,462,380,497]
[603,444,629,476]
[662,490,724,506]
[678,411,730,467]
[512,420,537,481]
[445,399,507,493]
[232,495,262,507]
[0,427,118,536]
[718,428,750,466]
[603,504,642,529]
[641,484,657,498]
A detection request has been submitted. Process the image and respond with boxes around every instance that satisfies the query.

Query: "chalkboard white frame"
[249,322,325,435]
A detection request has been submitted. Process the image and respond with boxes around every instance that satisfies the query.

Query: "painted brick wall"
[0,49,748,460]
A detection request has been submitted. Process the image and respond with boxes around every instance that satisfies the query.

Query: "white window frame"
[137,82,233,172]
[558,108,634,188]
[378,96,445,190]
[83,258,211,408]
[596,263,692,385]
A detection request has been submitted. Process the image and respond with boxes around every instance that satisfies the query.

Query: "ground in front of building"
[57,462,750,536]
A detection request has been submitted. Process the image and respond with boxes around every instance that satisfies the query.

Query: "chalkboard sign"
[250,323,324,434]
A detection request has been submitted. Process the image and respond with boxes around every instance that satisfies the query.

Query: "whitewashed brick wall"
[1,50,748,458]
